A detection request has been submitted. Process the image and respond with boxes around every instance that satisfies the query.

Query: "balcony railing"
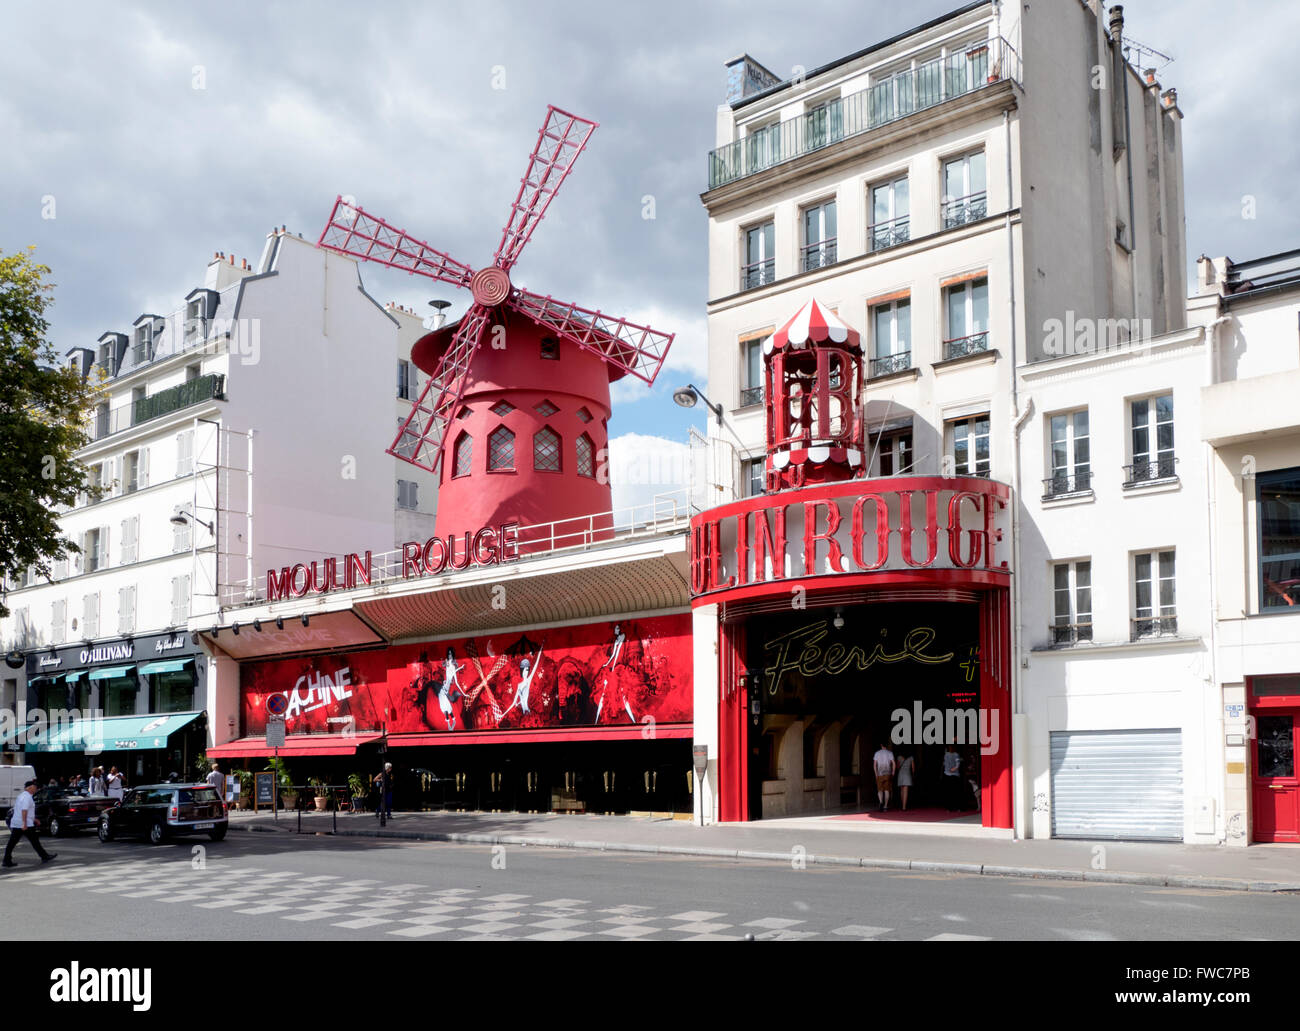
[87,373,226,443]
[1050,622,1093,645]
[708,38,1021,189]
[869,351,911,378]
[869,216,910,251]
[1043,471,1093,498]
[741,258,776,291]
[943,331,990,360]
[1131,614,1178,641]
[1123,456,1178,486]
[942,191,988,230]
[739,385,764,407]
[801,239,838,272]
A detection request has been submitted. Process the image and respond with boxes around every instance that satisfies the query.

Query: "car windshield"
[178,788,219,803]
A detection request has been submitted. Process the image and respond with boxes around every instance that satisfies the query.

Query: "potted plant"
[347,772,369,813]
[310,777,330,811]
[234,769,253,810]
[266,757,296,809]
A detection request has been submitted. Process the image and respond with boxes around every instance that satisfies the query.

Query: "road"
[4,830,1298,941]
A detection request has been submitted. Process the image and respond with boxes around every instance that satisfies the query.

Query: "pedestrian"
[871,740,897,812]
[3,780,56,867]
[896,750,915,812]
[206,762,225,802]
[942,744,963,811]
[106,766,124,801]
[373,762,394,820]
[88,767,104,796]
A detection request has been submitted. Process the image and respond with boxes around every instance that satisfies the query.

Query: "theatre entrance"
[744,601,990,822]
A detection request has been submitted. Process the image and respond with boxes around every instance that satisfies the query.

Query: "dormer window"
[132,316,161,365]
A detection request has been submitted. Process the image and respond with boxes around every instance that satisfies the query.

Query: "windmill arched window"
[488,426,515,471]
[534,426,561,472]
[576,433,595,478]
[452,431,473,478]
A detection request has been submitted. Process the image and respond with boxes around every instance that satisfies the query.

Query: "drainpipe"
[1113,6,1140,328]
[1202,311,1230,841]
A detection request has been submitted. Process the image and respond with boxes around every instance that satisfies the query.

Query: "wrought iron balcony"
[1131,614,1178,641]
[943,331,990,360]
[1123,456,1178,486]
[1050,622,1093,645]
[801,239,838,272]
[869,351,911,378]
[741,259,776,291]
[739,385,763,407]
[869,217,910,252]
[87,373,226,442]
[1042,471,1093,498]
[707,38,1021,190]
[942,191,988,230]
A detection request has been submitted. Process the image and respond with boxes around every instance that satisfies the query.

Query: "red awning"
[208,732,383,758]
[386,724,694,747]
[769,298,860,354]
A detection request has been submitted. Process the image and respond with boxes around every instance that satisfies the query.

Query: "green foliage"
[264,756,292,787]
[0,248,106,615]
[193,752,212,779]
[347,772,368,796]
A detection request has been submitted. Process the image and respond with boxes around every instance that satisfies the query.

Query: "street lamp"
[672,383,723,426]
[169,508,214,534]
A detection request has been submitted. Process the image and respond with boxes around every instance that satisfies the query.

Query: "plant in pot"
[347,772,369,813]
[234,769,253,810]
[266,757,296,809]
[310,777,330,811]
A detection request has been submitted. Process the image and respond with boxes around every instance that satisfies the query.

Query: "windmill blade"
[509,287,674,385]
[318,196,475,290]
[389,305,493,472]
[492,107,598,273]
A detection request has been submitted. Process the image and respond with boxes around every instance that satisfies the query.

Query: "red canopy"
[207,733,383,758]
[769,298,861,354]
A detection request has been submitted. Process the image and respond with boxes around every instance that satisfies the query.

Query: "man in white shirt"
[206,763,227,802]
[3,780,56,867]
[872,741,897,813]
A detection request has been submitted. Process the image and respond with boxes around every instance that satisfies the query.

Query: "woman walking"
[105,766,125,802]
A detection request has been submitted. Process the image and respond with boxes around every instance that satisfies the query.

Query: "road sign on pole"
[266,717,285,749]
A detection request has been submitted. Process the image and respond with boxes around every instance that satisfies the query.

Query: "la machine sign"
[689,477,1011,597]
[266,522,521,601]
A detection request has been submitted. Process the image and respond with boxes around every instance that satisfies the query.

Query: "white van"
[0,765,37,808]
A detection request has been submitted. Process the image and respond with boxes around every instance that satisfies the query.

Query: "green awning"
[89,664,135,681]
[26,711,203,753]
[65,670,85,683]
[29,675,57,688]
[138,659,193,676]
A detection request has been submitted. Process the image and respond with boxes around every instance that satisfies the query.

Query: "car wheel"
[98,820,113,843]
[148,822,166,845]
[48,816,63,837]
[208,827,227,842]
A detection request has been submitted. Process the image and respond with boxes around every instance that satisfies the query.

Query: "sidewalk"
[228,808,1300,894]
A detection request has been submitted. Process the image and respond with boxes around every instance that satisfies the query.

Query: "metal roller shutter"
[1049,729,1183,841]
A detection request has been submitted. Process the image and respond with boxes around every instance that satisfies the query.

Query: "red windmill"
[317,106,674,543]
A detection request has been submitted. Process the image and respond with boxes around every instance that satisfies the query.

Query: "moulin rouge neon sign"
[762,620,954,694]
[266,522,520,602]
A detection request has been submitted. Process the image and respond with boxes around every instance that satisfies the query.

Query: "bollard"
[297,804,301,834]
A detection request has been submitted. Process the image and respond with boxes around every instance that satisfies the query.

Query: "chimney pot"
[1109,4,1124,40]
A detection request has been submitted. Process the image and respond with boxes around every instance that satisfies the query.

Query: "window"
[185,298,204,342]
[801,199,837,271]
[576,433,596,479]
[942,151,987,229]
[869,66,916,123]
[82,593,99,641]
[94,402,110,439]
[743,457,765,497]
[96,341,116,377]
[397,359,414,400]
[12,608,31,648]
[396,479,419,510]
[452,432,473,478]
[52,555,67,580]
[83,527,106,572]
[534,427,561,472]
[576,407,593,424]
[742,221,775,290]
[870,298,911,377]
[184,364,200,382]
[946,41,991,96]
[1045,410,1091,496]
[533,399,559,417]
[740,336,767,406]
[170,575,190,628]
[1127,393,1175,484]
[948,414,990,477]
[118,585,136,634]
[873,429,913,476]
[943,276,989,358]
[1051,561,1092,644]
[123,449,148,493]
[132,323,153,365]
[540,337,560,361]
[120,516,139,565]
[804,97,844,150]
[1258,467,1300,610]
[490,400,515,417]
[171,507,191,553]
[1133,550,1176,639]
[870,176,910,251]
[51,600,66,645]
[393,417,419,460]
[488,426,515,471]
[176,430,194,477]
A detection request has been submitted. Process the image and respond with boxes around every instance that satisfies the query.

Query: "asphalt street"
[3,829,1298,941]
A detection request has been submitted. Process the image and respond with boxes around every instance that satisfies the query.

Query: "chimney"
[724,54,782,105]
[1144,67,1156,86]
[1109,4,1124,44]
[1161,88,1178,109]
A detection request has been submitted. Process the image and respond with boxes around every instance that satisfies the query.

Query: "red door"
[1252,710,1299,843]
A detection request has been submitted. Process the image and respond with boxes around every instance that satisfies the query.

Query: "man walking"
[4,780,56,867]
[206,762,226,802]
[871,740,897,813]
[373,762,394,821]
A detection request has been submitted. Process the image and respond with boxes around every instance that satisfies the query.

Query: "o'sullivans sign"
[689,476,1011,599]
[266,522,520,601]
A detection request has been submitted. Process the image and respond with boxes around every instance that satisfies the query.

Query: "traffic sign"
[266,719,286,748]
[265,693,289,716]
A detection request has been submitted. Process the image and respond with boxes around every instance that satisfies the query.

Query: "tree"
[0,247,106,618]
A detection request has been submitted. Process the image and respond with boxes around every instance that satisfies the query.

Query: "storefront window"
[102,676,139,717]
[1258,467,1300,610]
[155,670,197,713]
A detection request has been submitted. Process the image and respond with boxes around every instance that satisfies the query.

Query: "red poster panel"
[242,614,693,737]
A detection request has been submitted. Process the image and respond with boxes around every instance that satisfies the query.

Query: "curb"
[232,820,1300,894]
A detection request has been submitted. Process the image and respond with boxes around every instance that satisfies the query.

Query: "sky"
[3,0,1298,511]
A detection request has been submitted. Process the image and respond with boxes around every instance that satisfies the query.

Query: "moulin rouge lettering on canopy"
[690,486,1008,594]
[265,522,522,602]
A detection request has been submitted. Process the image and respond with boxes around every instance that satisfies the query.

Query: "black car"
[3,787,116,837]
[98,783,228,845]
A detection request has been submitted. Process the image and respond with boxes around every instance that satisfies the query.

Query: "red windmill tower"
[317,106,674,545]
